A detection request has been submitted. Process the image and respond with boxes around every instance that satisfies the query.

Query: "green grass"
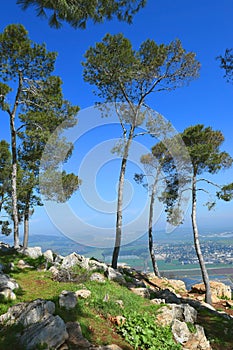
[0,252,178,350]
[1,251,233,350]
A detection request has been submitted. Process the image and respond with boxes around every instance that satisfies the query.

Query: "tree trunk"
[111,129,134,269]
[148,177,161,277]
[23,201,30,249]
[8,73,22,248]
[10,114,19,248]
[191,173,212,305]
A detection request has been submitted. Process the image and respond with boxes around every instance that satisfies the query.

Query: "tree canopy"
[17,0,147,29]
[218,48,233,84]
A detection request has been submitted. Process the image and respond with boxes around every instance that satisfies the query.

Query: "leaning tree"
[83,33,200,268]
[158,124,233,305]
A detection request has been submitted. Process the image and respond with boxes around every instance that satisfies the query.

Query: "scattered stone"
[59,290,77,310]
[20,314,68,350]
[43,249,54,262]
[49,265,60,278]
[105,267,126,285]
[0,288,16,300]
[110,315,126,326]
[0,273,19,291]
[61,252,89,270]
[130,287,150,299]
[17,259,33,269]
[151,298,166,304]
[115,300,124,308]
[90,272,106,283]
[20,246,42,259]
[88,259,108,272]
[75,289,91,299]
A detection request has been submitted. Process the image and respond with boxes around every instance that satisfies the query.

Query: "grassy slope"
[0,251,233,349]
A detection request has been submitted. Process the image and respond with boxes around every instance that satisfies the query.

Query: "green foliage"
[181,124,233,175]
[83,34,200,104]
[17,0,147,29]
[118,311,181,349]
[217,183,233,201]
[217,48,233,84]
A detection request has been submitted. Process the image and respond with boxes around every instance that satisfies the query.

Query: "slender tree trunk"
[191,173,212,305]
[23,201,30,249]
[148,177,161,277]
[10,114,19,248]
[112,128,134,269]
[8,73,22,248]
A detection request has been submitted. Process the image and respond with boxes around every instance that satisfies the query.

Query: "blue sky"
[0,0,233,247]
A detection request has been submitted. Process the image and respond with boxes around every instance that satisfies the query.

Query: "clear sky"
[0,0,233,247]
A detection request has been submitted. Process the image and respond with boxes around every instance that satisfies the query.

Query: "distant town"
[153,241,233,266]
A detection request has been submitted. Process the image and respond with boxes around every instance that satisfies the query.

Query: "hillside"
[0,243,233,349]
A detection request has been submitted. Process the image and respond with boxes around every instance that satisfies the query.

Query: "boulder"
[49,265,60,279]
[59,290,77,309]
[0,299,55,327]
[66,321,91,349]
[156,303,197,327]
[88,259,108,272]
[20,314,68,350]
[0,288,16,301]
[17,259,33,269]
[90,272,106,283]
[130,287,150,299]
[61,252,89,270]
[147,274,187,294]
[43,249,54,262]
[21,246,42,259]
[105,267,126,285]
[0,273,19,291]
[75,289,92,299]
[172,319,190,344]
[183,325,212,350]
[191,281,232,300]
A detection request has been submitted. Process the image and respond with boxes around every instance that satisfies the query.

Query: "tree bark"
[111,127,134,269]
[10,114,19,248]
[191,173,212,305]
[148,176,161,277]
[8,73,23,248]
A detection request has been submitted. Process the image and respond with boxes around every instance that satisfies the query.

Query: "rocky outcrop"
[20,314,68,350]
[156,303,197,326]
[147,273,187,294]
[191,281,232,300]
[18,246,42,259]
[0,299,68,349]
[43,249,54,262]
[59,290,78,310]
[0,272,18,301]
